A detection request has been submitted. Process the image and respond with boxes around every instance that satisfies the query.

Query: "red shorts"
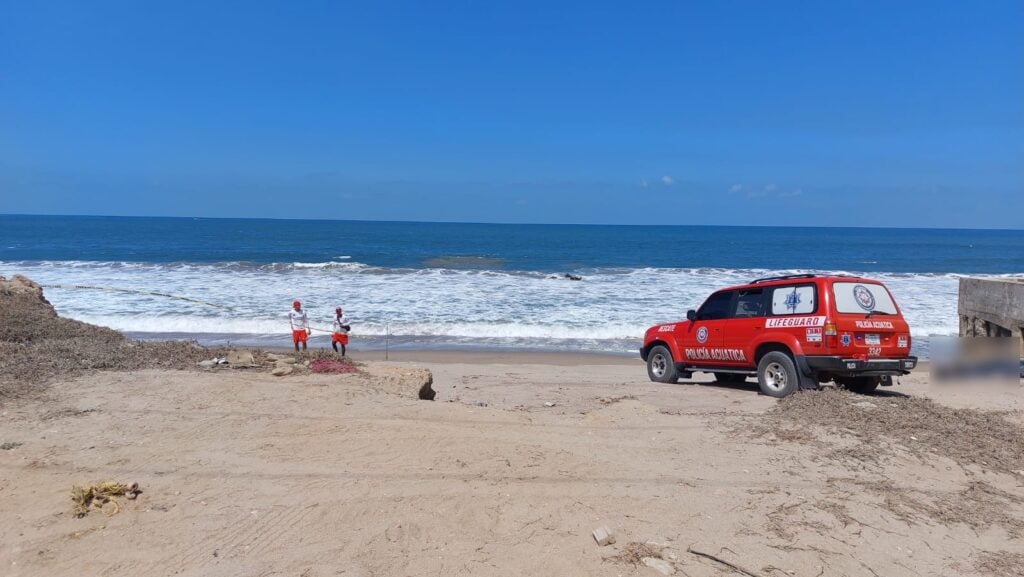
[332,332,349,345]
[292,329,309,344]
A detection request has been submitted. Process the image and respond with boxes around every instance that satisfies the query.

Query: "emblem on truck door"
[696,326,709,343]
[785,287,802,313]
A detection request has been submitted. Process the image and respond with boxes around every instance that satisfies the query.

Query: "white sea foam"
[0,260,993,354]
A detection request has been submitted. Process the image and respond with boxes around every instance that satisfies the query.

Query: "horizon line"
[1,212,1023,233]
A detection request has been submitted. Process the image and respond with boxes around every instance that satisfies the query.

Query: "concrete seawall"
[958,277,1024,354]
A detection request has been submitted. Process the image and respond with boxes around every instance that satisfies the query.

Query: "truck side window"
[733,288,765,318]
[770,284,817,315]
[697,291,734,321]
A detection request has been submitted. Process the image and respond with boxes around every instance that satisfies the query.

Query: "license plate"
[865,334,880,346]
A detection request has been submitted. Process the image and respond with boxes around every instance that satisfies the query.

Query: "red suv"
[640,274,918,397]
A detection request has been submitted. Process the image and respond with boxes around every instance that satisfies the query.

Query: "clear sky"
[1,1,1022,228]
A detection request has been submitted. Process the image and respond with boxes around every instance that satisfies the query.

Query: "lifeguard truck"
[640,274,918,397]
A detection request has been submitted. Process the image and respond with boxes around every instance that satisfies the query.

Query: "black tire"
[844,377,880,394]
[647,345,679,383]
[756,351,800,397]
[714,372,747,385]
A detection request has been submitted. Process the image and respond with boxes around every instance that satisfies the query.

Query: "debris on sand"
[597,395,637,405]
[687,547,763,577]
[748,388,1024,475]
[419,373,436,400]
[972,551,1024,577]
[310,358,359,374]
[1,275,230,399]
[607,541,660,564]
[70,481,141,517]
[642,557,676,575]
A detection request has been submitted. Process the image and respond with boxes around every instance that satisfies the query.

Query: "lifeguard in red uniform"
[332,307,351,356]
[288,300,310,351]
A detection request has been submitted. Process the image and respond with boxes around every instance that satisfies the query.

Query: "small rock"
[641,557,675,575]
[275,357,297,365]
[543,402,556,407]
[592,525,615,546]
[474,401,488,407]
[197,359,217,369]
[271,366,293,377]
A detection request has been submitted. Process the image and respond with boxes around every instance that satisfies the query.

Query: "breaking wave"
[0,259,994,355]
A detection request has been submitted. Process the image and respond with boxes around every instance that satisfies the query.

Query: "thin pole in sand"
[385,322,390,361]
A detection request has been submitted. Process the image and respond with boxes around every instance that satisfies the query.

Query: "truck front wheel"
[647,345,679,383]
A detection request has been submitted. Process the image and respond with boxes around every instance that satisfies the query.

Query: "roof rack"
[750,273,817,284]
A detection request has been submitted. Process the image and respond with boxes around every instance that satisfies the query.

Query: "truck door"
[679,290,732,365]
[720,287,765,366]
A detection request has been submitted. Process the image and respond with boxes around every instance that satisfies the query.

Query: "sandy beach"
[2,348,1023,577]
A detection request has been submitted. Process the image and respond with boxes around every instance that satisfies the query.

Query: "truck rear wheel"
[647,345,679,383]
[843,377,879,394]
[757,352,799,397]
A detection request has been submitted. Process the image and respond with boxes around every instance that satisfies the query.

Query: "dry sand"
[2,352,1023,577]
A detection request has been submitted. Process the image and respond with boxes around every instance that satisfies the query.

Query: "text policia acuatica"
[684,348,748,361]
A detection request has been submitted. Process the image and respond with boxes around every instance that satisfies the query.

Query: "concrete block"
[592,525,615,546]
[642,557,675,575]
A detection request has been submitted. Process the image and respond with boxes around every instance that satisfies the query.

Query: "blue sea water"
[2,214,1023,355]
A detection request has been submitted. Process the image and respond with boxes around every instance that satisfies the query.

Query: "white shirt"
[289,309,309,330]
[333,316,350,334]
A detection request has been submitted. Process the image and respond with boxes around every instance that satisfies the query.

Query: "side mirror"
[686,309,696,321]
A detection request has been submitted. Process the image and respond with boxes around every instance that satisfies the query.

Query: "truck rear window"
[832,282,898,314]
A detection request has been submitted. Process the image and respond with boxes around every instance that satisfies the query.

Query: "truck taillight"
[825,322,838,348]
[825,323,838,336]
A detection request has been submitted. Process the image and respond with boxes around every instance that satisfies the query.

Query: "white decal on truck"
[805,328,823,343]
[765,316,825,328]
[684,348,747,362]
[854,320,894,329]
[658,325,675,332]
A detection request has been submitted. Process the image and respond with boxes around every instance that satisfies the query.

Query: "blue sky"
[1,1,1021,227]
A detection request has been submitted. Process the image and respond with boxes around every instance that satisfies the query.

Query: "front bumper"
[802,355,917,377]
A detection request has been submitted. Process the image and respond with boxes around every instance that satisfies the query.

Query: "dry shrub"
[750,388,1024,476]
[608,542,663,565]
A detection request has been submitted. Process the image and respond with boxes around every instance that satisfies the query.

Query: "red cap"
[293,300,301,308]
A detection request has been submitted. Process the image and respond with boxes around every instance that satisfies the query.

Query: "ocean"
[2,215,1023,356]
